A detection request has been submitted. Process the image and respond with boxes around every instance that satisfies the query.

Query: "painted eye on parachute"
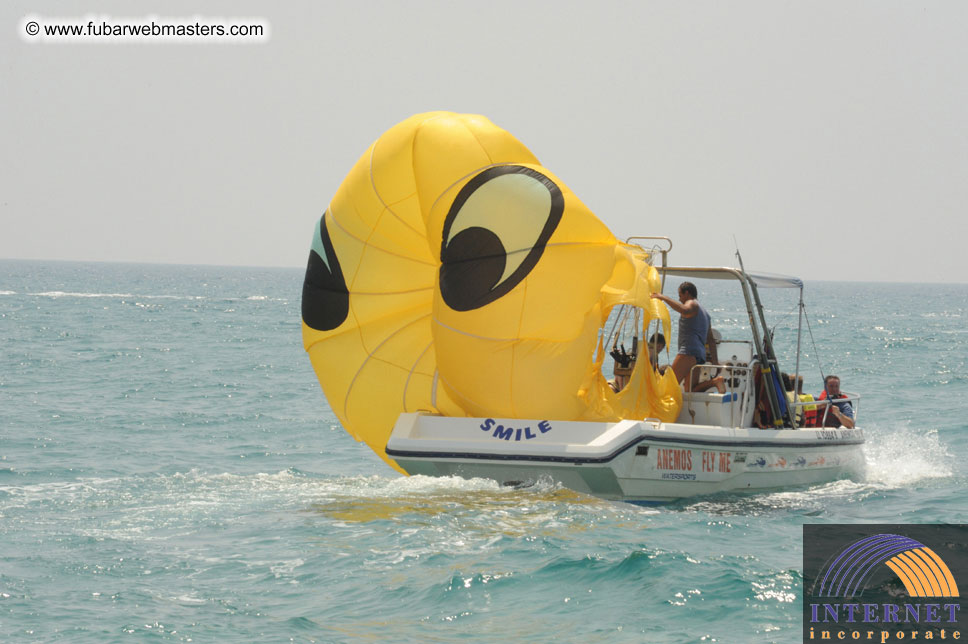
[439,165,564,312]
[302,213,349,331]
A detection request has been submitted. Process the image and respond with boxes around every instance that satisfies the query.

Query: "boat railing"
[787,392,861,427]
[626,236,672,271]
[626,236,672,253]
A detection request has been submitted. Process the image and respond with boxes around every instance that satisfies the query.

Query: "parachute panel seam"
[342,313,432,421]
[368,137,424,237]
[402,341,434,413]
[327,205,436,267]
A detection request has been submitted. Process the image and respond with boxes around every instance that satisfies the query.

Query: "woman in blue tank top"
[651,281,725,393]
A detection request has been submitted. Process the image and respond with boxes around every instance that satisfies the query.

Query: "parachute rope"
[802,302,826,384]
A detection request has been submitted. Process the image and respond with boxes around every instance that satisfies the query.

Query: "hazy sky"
[4,1,967,282]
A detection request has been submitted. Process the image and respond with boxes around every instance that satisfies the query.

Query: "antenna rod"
[734,237,746,273]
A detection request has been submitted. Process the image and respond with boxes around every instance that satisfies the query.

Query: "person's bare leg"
[671,354,697,391]
[692,375,726,394]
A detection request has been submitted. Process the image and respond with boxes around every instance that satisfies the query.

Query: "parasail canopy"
[302,112,682,470]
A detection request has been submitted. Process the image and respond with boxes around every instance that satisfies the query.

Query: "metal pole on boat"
[735,270,779,424]
[792,287,804,428]
[751,280,788,427]
[627,236,672,372]
[736,250,788,428]
[756,282,798,428]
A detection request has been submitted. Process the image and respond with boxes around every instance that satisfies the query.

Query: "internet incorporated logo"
[817,534,959,599]
[803,525,965,643]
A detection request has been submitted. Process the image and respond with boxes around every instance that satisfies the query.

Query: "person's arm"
[829,405,855,429]
[705,327,719,364]
[651,293,697,317]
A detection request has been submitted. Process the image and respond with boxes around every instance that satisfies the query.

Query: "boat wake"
[309,473,610,525]
[675,421,956,516]
[860,421,954,486]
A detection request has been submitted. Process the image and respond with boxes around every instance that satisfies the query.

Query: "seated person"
[817,375,855,429]
[609,342,636,392]
[692,327,725,394]
[782,373,799,425]
[646,332,666,370]
[752,363,773,428]
[795,375,818,427]
[610,331,672,392]
[779,373,817,428]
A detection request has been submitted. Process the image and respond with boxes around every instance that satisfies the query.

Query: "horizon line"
[0,256,965,286]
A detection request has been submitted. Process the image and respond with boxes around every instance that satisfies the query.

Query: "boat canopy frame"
[623,236,819,429]
[657,265,800,428]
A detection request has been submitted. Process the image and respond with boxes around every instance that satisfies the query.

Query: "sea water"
[1,260,965,643]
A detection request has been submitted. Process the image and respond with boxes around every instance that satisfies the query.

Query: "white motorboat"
[386,414,864,503]
[386,239,865,503]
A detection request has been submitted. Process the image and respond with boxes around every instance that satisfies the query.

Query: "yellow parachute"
[302,112,681,471]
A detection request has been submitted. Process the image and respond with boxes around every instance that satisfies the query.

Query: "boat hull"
[385,413,866,502]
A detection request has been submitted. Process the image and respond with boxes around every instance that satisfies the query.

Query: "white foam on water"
[685,422,958,516]
[34,290,135,298]
[20,291,290,303]
[0,477,123,505]
[29,291,208,300]
[717,422,957,514]
[159,469,522,507]
[861,421,954,487]
[338,473,504,497]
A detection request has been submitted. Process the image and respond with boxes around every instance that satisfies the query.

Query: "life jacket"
[799,394,818,427]
[817,390,850,402]
[817,391,849,427]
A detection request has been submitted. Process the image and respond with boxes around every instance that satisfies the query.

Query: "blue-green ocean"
[2,260,966,643]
